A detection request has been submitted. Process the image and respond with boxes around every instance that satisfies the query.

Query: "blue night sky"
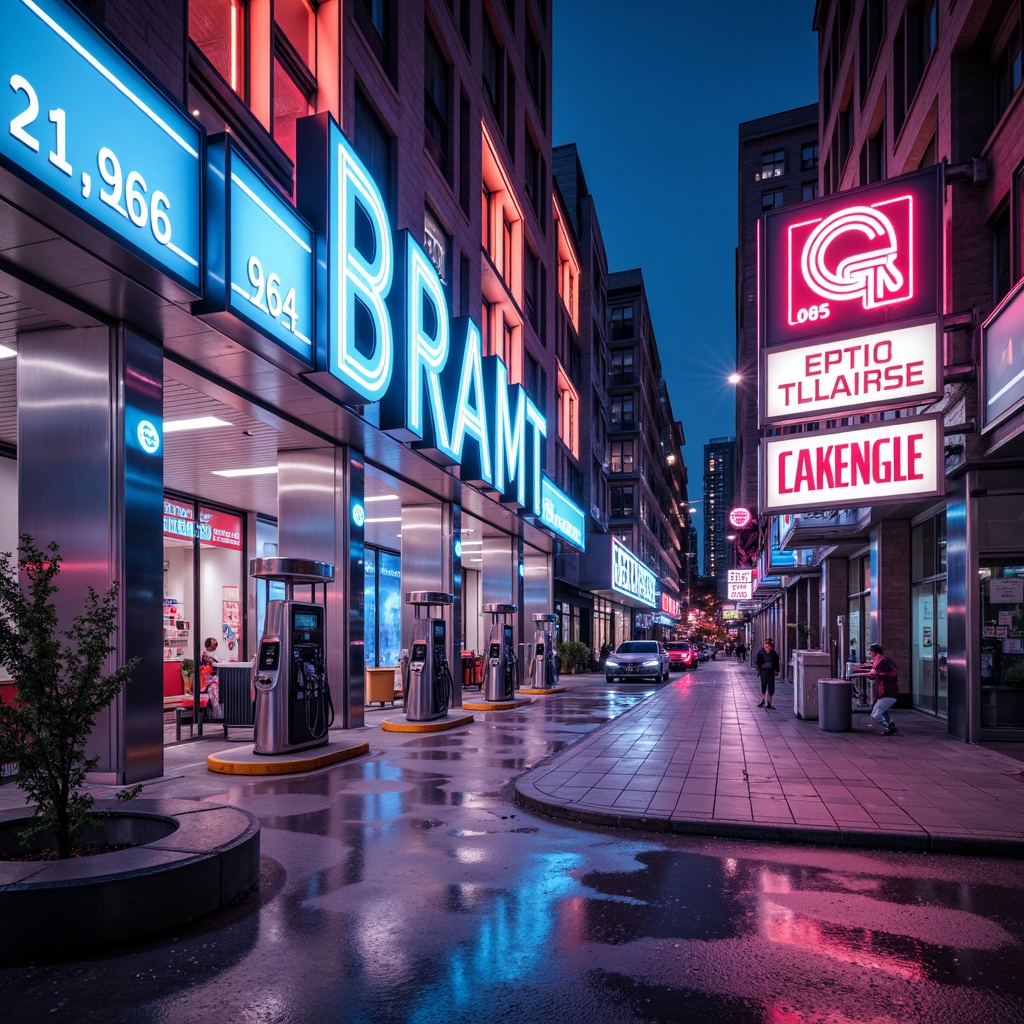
[553,1,818,565]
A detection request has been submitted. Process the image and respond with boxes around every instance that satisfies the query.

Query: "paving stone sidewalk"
[515,661,1024,856]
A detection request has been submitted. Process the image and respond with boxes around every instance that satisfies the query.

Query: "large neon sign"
[1,0,203,293]
[611,538,657,608]
[762,166,940,348]
[297,114,547,515]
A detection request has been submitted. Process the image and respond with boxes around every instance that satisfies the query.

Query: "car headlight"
[605,659,619,669]
[643,659,660,668]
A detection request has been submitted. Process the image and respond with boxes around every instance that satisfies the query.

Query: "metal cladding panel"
[18,324,164,783]
[400,503,451,676]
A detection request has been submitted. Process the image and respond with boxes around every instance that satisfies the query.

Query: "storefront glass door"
[912,581,947,714]
[980,563,1024,730]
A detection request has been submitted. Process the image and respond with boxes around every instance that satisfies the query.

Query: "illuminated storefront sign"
[761,415,943,514]
[539,476,585,551]
[297,113,547,516]
[162,501,242,549]
[611,538,657,608]
[982,278,1024,431]
[761,166,941,348]
[727,568,754,601]
[198,137,314,369]
[728,507,752,529]
[1,0,202,292]
[762,321,940,424]
[661,593,680,619]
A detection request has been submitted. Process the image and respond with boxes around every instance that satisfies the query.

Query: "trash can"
[794,650,832,720]
[817,678,853,732]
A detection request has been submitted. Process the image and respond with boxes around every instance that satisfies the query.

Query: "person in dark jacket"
[755,638,780,709]
[867,642,900,735]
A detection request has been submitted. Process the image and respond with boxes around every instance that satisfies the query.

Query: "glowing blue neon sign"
[540,477,585,551]
[1,0,202,291]
[297,113,548,516]
[199,137,314,368]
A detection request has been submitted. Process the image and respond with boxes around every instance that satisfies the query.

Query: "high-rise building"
[703,436,736,584]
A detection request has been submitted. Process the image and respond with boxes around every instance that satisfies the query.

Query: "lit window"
[190,0,245,94]
[756,149,785,181]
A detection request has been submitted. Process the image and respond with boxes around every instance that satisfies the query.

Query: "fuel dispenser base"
[381,711,475,733]
[250,558,336,756]
[207,739,370,776]
[518,613,565,694]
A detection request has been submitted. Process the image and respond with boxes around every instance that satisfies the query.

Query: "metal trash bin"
[817,679,852,731]
[794,650,832,720]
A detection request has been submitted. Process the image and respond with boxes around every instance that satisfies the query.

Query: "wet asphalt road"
[4,664,1024,1024]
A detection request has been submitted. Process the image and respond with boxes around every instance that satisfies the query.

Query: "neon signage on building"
[761,166,941,349]
[297,114,548,517]
[761,416,943,515]
[611,538,657,608]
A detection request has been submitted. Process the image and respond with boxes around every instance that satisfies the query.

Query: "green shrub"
[556,640,592,673]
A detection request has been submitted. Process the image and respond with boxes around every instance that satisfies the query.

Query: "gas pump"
[250,558,335,755]
[484,603,518,701]
[529,613,559,689]
[403,592,454,722]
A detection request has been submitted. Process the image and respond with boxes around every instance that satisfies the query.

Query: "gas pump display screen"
[488,643,501,659]
[432,622,445,641]
[411,642,427,663]
[260,641,281,669]
[535,643,545,656]
[293,610,321,631]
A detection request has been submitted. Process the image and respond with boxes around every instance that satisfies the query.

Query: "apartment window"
[838,102,853,169]
[424,207,449,285]
[994,23,1022,124]
[920,0,937,68]
[894,22,906,137]
[272,29,316,165]
[525,128,540,210]
[611,394,635,430]
[761,189,784,211]
[355,89,393,217]
[424,26,451,176]
[610,303,634,340]
[858,0,886,104]
[756,149,785,181]
[801,181,819,201]
[609,347,635,385]
[610,440,634,475]
[557,370,579,458]
[483,17,505,129]
[800,143,819,171]
[356,0,395,81]
[524,246,539,331]
[525,23,545,123]
[502,216,514,287]
[276,0,315,68]
[867,120,886,182]
[189,0,246,94]
[459,91,471,213]
[994,206,1012,302]
[611,486,635,519]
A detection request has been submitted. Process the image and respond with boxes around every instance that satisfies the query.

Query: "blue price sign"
[200,138,314,366]
[1,0,202,291]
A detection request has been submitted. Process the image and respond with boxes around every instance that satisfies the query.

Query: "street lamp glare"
[728,372,742,385]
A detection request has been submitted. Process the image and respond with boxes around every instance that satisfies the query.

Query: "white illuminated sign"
[727,582,754,600]
[610,538,657,608]
[727,569,753,583]
[763,322,939,424]
[761,416,943,515]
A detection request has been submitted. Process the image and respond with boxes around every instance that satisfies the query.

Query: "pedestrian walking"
[755,638,780,709]
[736,642,746,662]
[867,642,900,735]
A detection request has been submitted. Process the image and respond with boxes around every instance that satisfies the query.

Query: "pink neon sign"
[762,166,941,348]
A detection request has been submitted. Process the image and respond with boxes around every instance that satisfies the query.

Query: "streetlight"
[728,372,741,385]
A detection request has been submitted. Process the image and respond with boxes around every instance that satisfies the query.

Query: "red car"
[665,641,698,671]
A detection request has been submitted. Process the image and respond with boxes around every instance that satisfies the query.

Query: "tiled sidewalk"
[515,661,1024,855]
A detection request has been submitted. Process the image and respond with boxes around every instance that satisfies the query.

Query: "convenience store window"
[364,546,402,668]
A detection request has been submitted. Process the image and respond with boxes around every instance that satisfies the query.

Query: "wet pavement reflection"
[3,674,1024,1023]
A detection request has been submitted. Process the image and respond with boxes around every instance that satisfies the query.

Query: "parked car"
[696,643,711,662]
[665,640,698,671]
[604,640,670,683]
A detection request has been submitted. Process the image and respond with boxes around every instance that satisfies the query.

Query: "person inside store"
[867,642,899,736]
[198,637,222,719]
[755,638,779,709]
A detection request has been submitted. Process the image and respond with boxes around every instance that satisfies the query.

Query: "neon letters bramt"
[297,113,548,517]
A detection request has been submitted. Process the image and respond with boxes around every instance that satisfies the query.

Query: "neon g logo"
[788,193,914,325]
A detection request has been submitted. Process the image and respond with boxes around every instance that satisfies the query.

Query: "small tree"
[0,536,138,858]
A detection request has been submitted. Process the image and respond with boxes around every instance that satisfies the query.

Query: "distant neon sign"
[610,538,657,608]
[728,507,752,529]
[762,166,940,348]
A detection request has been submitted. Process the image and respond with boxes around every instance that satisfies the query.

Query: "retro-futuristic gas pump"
[529,613,560,689]
[250,557,335,755]
[403,592,454,722]
[484,603,518,701]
